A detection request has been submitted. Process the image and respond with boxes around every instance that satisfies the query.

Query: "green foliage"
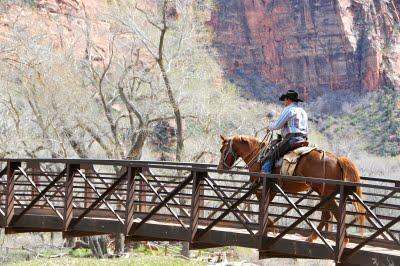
[355,87,399,156]
[133,244,160,256]
[69,248,92,258]
[323,87,400,156]
[23,0,34,4]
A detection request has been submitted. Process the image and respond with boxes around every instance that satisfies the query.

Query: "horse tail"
[337,156,365,235]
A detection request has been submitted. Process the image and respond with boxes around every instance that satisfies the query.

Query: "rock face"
[211,0,400,98]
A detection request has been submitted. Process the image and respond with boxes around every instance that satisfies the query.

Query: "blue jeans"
[261,159,274,173]
[261,136,305,174]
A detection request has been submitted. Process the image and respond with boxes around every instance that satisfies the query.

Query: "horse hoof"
[306,235,317,242]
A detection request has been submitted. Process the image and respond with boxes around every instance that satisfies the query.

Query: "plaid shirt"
[268,103,308,138]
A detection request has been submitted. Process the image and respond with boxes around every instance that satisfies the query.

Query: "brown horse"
[217,134,365,243]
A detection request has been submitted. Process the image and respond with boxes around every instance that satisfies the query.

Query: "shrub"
[320,86,399,156]
[69,248,92,258]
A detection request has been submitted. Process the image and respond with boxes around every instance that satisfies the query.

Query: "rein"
[222,132,272,169]
[246,132,273,169]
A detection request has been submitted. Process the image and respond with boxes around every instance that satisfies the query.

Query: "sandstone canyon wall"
[211,0,400,99]
[2,0,399,100]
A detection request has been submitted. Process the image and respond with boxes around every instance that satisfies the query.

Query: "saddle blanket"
[275,146,317,176]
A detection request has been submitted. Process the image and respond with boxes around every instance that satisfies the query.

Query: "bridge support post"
[125,167,140,236]
[81,164,93,209]
[189,170,206,248]
[139,167,149,214]
[5,161,20,232]
[27,162,40,200]
[258,176,273,257]
[63,164,79,236]
[335,184,349,264]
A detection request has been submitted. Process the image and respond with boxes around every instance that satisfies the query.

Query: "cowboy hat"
[279,90,303,102]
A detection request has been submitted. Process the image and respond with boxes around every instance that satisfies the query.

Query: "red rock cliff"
[211,0,400,96]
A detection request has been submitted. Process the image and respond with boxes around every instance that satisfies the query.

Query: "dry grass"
[6,256,203,266]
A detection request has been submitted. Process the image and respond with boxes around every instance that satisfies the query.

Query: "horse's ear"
[220,134,226,141]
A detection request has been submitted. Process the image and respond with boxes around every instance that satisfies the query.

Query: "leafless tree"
[0,0,270,258]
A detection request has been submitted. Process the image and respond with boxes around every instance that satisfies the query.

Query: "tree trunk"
[64,237,76,248]
[99,236,108,255]
[88,236,107,258]
[179,196,190,258]
[114,234,124,254]
[156,1,188,258]
[180,240,190,258]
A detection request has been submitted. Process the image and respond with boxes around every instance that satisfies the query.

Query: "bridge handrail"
[1,158,399,192]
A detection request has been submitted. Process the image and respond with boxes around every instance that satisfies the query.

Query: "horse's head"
[217,135,247,170]
[217,135,239,171]
[217,134,263,173]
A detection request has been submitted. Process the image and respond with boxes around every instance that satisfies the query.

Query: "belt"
[284,133,308,139]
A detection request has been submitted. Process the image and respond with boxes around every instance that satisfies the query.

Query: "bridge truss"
[0,158,399,265]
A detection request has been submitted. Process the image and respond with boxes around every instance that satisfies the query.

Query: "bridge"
[0,158,399,265]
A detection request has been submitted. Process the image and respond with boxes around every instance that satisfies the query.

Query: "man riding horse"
[261,89,308,174]
[218,89,365,243]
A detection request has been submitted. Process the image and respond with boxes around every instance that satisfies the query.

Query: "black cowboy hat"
[279,90,303,102]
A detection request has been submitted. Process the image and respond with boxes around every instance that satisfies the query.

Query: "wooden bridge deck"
[0,158,399,265]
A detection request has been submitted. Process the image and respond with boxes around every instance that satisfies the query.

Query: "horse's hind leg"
[327,197,349,244]
[324,216,333,233]
[306,209,332,242]
[306,199,349,244]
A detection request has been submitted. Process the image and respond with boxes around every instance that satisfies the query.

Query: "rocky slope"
[211,0,400,99]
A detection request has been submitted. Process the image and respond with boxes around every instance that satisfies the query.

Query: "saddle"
[275,144,316,176]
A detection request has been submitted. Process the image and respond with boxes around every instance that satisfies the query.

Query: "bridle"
[221,132,273,170]
[222,139,238,169]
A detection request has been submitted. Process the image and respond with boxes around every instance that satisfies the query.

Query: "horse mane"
[232,134,257,141]
[232,135,261,151]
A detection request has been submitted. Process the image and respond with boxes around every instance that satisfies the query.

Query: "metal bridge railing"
[0,158,398,265]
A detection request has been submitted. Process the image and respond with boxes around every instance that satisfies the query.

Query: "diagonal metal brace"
[273,183,334,253]
[351,191,400,245]
[18,167,63,220]
[343,214,400,262]
[348,190,396,227]
[197,180,261,241]
[128,173,193,235]
[38,166,77,208]
[77,169,124,225]
[203,177,255,236]
[69,171,128,229]
[207,181,250,220]
[263,188,338,253]
[89,166,124,202]
[205,175,252,223]
[10,168,66,225]
[273,190,313,224]
[145,168,190,217]
[138,172,187,230]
